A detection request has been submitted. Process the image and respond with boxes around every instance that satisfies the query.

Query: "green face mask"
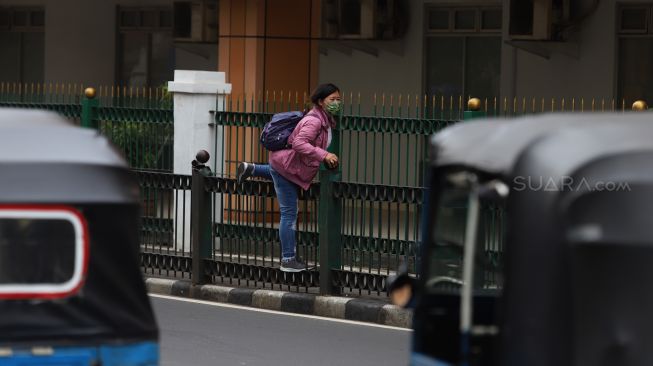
[325,100,342,115]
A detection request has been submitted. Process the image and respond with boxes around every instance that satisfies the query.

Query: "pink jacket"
[269,107,334,190]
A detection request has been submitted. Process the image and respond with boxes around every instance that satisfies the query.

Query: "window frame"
[0,205,89,300]
[423,5,502,100]
[116,6,173,87]
[616,4,653,104]
[618,5,649,34]
[0,6,45,84]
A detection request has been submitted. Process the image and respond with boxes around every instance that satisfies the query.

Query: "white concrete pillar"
[168,70,232,251]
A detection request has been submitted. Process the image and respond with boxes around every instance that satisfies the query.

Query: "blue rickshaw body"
[2,342,159,366]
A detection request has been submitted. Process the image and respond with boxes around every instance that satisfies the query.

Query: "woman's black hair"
[310,83,341,106]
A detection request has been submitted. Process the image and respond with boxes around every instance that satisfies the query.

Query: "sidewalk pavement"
[145,277,413,329]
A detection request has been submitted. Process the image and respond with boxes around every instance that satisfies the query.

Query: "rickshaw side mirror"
[387,273,416,309]
[478,180,509,203]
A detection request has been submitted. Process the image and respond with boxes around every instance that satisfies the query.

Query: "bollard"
[191,149,213,285]
[81,87,99,129]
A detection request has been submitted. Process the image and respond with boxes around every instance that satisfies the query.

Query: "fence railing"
[3,82,649,296]
[0,83,174,171]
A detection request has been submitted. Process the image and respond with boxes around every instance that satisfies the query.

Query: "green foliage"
[101,120,173,171]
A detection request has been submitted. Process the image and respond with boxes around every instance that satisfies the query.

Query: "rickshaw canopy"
[0,108,157,346]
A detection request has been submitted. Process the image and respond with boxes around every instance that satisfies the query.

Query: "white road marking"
[149,293,413,332]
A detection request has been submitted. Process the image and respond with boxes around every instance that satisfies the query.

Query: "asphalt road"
[151,295,411,366]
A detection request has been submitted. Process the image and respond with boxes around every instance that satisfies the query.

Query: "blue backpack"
[259,111,305,151]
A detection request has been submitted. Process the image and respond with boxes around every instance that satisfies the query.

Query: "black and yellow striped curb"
[145,278,412,328]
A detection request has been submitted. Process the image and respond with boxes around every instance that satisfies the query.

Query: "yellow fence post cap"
[84,87,96,99]
[468,98,481,111]
[632,100,648,111]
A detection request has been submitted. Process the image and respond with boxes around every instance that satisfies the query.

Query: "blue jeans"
[252,164,298,261]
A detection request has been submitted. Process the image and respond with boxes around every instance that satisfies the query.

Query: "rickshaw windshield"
[0,207,87,299]
[426,184,505,294]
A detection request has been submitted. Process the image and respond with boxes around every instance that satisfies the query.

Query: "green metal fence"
[6,83,643,296]
[0,83,174,171]
[138,170,192,279]
[199,93,463,295]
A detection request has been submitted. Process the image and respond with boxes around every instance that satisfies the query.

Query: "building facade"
[1,0,652,106]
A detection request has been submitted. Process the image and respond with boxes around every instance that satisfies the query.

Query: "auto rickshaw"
[0,109,159,365]
[390,113,653,366]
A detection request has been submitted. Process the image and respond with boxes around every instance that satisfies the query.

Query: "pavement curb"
[145,278,412,329]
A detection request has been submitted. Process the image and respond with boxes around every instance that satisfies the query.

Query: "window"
[0,7,44,83]
[617,5,653,104]
[117,7,173,87]
[0,206,88,299]
[426,180,504,293]
[425,7,502,100]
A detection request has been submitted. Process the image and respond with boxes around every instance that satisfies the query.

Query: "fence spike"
[413,94,419,117]
[551,98,555,112]
[503,97,507,115]
[262,90,267,112]
[531,97,536,113]
[422,94,427,111]
[349,91,354,112]
[611,99,615,112]
[562,98,565,111]
[424,95,436,118]
[522,97,526,113]
[591,98,595,112]
[484,98,489,113]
